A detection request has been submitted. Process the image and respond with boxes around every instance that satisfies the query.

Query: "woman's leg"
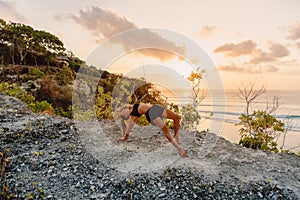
[163,109,181,143]
[152,117,188,157]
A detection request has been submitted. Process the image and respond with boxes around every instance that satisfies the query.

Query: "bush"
[94,86,113,119]
[29,100,54,114]
[55,106,73,119]
[0,82,60,116]
[0,82,35,104]
[236,110,284,152]
[36,75,72,110]
[180,103,200,131]
[165,103,179,129]
[136,115,150,126]
[28,68,45,79]
[55,64,74,86]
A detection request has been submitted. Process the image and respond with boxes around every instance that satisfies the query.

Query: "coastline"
[199,118,300,153]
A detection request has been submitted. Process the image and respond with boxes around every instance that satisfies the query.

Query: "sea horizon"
[162,88,300,152]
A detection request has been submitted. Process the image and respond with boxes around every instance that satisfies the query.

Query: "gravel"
[0,94,299,199]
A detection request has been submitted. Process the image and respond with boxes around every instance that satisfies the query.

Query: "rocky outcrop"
[1,93,299,199]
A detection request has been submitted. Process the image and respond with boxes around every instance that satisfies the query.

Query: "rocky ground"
[0,93,299,199]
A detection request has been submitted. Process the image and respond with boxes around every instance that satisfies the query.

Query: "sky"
[1,0,300,92]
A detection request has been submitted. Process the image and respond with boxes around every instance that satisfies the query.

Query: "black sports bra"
[130,104,142,117]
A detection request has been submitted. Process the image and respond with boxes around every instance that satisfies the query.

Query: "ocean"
[172,89,300,153]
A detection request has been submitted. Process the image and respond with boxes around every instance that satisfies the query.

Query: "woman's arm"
[119,117,138,141]
[121,120,127,134]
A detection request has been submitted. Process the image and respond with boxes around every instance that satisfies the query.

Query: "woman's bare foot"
[179,150,189,157]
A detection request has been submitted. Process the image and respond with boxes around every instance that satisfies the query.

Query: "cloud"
[218,65,245,72]
[250,49,275,64]
[54,13,66,22]
[199,25,217,38]
[70,6,136,38]
[264,65,279,73]
[217,41,288,73]
[70,6,185,61]
[215,39,290,71]
[218,64,279,73]
[287,21,300,40]
[0,1,28,23]
[269,42,289,57]
[213,40,257,57]
[250,42,289,64]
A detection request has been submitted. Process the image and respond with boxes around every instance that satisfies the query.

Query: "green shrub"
[29,100,54,113]
[236,110,284,152]
[180,103,200,131]
[0,82,67,116]
[55,64,74,86]
[55,106,72,119]
[72,108,94,120]
[0,82,35,104]
[165,103,180,129]
[136,115,150,126]
[94,86,113,119]
[28,68,45,79]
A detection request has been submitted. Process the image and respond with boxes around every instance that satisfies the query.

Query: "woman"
[119,103,188,157]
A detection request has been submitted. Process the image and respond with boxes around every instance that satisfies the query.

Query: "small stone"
[90,186,95,192]
[76,182,81,188]
[158,193,166,198]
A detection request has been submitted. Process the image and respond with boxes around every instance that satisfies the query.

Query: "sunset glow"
[1,0,300,90]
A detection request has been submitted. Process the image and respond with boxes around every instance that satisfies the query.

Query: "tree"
[5,22,36,65]
[238,81,266,115]
[0,19,65,66]
[180,67,206,130]
[0,19,14,65]
[236,81,285,152]
[237,110,284,152]
[186,67,207,108]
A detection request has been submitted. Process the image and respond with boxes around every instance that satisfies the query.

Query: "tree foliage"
[0,19,166,122]
[237,110,284,152]
[0,19,65,66]
[180,67,206,130]
[180,103,201,131]
[236,82,286,153]
[0,82,53,114]
[186,67,206,107]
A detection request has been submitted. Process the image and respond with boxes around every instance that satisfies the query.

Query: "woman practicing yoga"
[119,103,188,157]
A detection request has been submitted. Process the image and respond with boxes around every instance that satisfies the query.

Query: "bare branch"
[237,81,266,115]
[266,96,282,114]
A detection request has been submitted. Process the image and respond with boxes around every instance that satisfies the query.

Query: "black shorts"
[145,105,165,125]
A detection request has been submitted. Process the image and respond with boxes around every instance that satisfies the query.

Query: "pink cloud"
[213,40,257,57]
[287,21,300,40]
[199,25,217,38]
[218,64,279,74]
[70,6,186,61]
